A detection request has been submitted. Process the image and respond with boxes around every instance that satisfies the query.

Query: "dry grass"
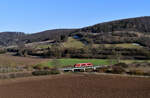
[63,37,85,49]
[0,54,49,67]
[95,43,142,49]
[121,60,150,64]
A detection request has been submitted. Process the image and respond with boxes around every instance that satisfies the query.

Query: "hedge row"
[0,72,32,79]
[32,70,60,76]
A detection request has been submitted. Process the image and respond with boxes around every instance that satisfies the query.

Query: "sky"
[0,0,150,33]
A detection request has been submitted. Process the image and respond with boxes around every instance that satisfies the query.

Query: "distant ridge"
[81,16,150,33]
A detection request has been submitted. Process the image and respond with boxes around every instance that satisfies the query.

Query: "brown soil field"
[0,74,150,98]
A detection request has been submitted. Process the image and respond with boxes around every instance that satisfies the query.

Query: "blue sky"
[0,0,150,33]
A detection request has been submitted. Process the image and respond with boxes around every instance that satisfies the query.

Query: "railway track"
[59,65,109,72]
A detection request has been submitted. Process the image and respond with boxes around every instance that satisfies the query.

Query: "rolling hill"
[81,16,150,33]
[0,16,150,47]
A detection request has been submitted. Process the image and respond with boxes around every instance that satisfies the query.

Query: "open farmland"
[0,74,150,98]
[38,58,150,68]
[0,53,150,68]
[0,54,49,67]
[40,59,117,68]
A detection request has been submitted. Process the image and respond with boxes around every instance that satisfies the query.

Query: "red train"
[74,63,93,68]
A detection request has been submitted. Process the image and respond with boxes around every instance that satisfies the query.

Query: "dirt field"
[0,74,150,98]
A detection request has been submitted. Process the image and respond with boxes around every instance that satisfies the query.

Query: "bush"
[128,70,145,76]
[143,71,150,76]
[43,66,50,70]
[50,69,60,74]
[9,73,16,78]
[111,66,125,74]
[0,72,32,79]
[32,69,60,76]
[74,69,84,72]
[32,71,50,76]
[85,68,93,72]
[95,67,109,73]
[33,64,43,70]
[113,63,128,68]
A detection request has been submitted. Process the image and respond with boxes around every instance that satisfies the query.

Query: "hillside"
[22,29,76,43]
[72,17,150,48]
[62,37,84,49]
[0,29,76,47]
[1,16,150,60]
[0,32,25,46]
[81,16,150,33]
[0,16,150,48]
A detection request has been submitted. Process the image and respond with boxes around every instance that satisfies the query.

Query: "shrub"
[0,49,6,54]
[32,71,50,76]
[43,66,50,70]
[143,71,150,76]
[50,69,60,74]
[128,70,145,76]
[85,68,93,72]
[113,63,128,68]
[25,66,33,71]
[105,69,113,73]
[95,67,109,73]
[32,69,60,76]
[111,66,125,74]
[33,64,43,70]
[15,72,32,77]
[74,69,84,72]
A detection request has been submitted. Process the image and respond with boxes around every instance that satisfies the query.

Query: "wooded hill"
[81,16,150,33]
[74,16,150,48]
[0,16,150,47]
[1,16,150,60]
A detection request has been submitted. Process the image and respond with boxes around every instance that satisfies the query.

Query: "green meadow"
[39,59,117,68]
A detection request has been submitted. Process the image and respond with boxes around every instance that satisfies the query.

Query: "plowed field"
[0,74,150,98]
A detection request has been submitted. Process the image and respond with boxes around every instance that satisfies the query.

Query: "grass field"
[95,43,142,49]
[36,44,51,49]
[1,53,150,68]
[40,59,117,68]
[35,43,142,50]
[35,37,85,49]
[39,58,150,68]
[63,37,85,49]
[63,37,142,49]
